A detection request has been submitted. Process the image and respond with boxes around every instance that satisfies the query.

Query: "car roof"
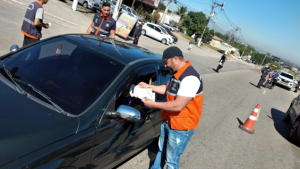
[62,34,162,65]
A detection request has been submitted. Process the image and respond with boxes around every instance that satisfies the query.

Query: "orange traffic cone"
[259,70,261,74]
[54,44,62,59]
[239,104,260,134]
[251,67,254,70]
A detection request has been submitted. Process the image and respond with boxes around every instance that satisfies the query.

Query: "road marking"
[7,0,86,29]
[263,89,266,95]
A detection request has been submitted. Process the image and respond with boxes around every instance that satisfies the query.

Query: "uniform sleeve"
[111,21,116,31]
[177,76,200,97]
[35,8,44,20]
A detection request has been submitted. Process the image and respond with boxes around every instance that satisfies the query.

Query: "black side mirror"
[106,105,141,122]
[10,45,19,52]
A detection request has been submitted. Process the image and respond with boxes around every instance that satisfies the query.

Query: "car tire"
[141,29,146,35]
[83,2,88,8]
[161,38,167,44]
[283,106,291,123]
[288,120,300,144]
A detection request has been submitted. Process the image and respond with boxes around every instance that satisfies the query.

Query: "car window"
[1,37,125,115]
[147,24,154,29]
[122,5,127,10]
[126,7,131,13]
[155,27,161,33]
[280,73,293,79]
[131,9,137,15]
[159,27,167,34]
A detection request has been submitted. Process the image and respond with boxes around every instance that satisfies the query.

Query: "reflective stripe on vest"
[24,17,35,26]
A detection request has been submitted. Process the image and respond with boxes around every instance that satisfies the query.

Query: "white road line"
[11,0,26,5]
[263,89,266,95]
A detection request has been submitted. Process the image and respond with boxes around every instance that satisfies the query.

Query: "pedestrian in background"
[133,21,145,45]
[188,41,193,51]
[86,2,116,38]
[21,0,50,47]
[257,66,271,88]
[215,52,228,73]
[139,46,203,169]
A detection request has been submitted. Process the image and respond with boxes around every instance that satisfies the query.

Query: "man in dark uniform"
[133,21,145,45]
[21,0,50,46]
[294,80,300,92]
[215,52,228,73]
[86,2,116,38]
[257,66,271,88]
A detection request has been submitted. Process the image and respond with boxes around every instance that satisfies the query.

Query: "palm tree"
[175,6,187,19]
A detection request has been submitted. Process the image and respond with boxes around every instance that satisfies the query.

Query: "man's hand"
[138,82,150,88]
[141,98,154,107]
[44,24,49,29]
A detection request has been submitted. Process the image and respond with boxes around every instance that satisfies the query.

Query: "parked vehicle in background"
[0,34,169,169]
[159,26,176,44]
[161,23,175,31]
[283,95,300,144]
[106,0,116,15]
[119,4,143,22]
[277,71,294,91]
[160,25,178,44]
[142,23,172,44]
[78,0,100,11]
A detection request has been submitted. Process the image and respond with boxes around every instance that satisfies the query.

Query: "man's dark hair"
[176,55,184,61]
[102,2,111,7]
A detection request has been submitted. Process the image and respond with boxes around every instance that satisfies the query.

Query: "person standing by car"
[294,80,300,92]
[215,52,228,73]
[257,66,271,88]
[21,0,50,46]
[86,2,116,38]
[133,21,145,45]
[138,46,203,169]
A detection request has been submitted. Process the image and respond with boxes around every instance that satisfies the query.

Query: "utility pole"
[159,0,172,24]
[261,54,267,66]
[113,0,124,21]
[241,45,248,56]
[229,27,239,45]
[72,0,79,11]
[198,1,225,46]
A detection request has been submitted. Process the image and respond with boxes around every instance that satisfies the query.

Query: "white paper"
[129,85,155,101]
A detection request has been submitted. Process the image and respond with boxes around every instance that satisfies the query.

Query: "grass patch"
[178,32,194,42]
[288,70,297,78]
[201,43,220,51]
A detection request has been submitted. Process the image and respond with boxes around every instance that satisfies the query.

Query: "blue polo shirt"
[91,13,116,37]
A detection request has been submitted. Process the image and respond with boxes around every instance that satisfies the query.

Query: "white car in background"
[277,72,294,91]
[78,0,101,11]
[142,23,173,45]
[162,23,175,31]
[158,26,174,43]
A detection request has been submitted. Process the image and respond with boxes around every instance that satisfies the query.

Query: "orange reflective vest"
[161,61,203,130]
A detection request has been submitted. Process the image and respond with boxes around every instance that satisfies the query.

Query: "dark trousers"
[23,35,39,47]
[257,77,266,87]
[133,35,140,45]
[216,65,223,72]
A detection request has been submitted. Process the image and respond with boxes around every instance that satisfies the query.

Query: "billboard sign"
[116,13,138,39]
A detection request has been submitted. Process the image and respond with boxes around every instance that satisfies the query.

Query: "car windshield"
[0,37,124,115]
[280,72,293,79]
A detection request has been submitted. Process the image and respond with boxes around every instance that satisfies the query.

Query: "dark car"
[283,94,300,144]
[0,34,171,169]
[160,25,178,44]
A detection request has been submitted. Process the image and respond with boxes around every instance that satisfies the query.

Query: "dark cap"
[158,46,183,64]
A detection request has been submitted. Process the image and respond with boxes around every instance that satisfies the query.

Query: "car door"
[91,65,158,168]
[146,24,155,37]
[154,26,163,41]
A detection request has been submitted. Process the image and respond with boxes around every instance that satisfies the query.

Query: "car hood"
[279,76,293,83]
[0,79,79,166]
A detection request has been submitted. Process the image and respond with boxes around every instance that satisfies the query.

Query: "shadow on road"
[236,117,244,125]
[249,82,258,87]
[270,108,300,147]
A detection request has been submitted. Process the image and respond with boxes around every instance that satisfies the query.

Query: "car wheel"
[161,38,167,44]
[141,29,146,35]
[288,120,300,143]
[83,2,88,8]
[283,106,291,123]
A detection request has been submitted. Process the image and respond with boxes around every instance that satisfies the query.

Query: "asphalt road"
[1,0,300,169]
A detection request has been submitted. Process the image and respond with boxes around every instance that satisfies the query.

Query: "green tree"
[157,3,166,11]
[175,6,187,19]
[181,11,207,36]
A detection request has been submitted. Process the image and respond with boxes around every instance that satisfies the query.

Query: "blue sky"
[162,0,300,65]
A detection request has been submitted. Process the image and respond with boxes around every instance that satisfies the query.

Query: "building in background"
[122,0,161,13]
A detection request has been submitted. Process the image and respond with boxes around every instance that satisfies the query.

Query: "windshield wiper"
[0,60,26,96]
[13,78,65,114]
